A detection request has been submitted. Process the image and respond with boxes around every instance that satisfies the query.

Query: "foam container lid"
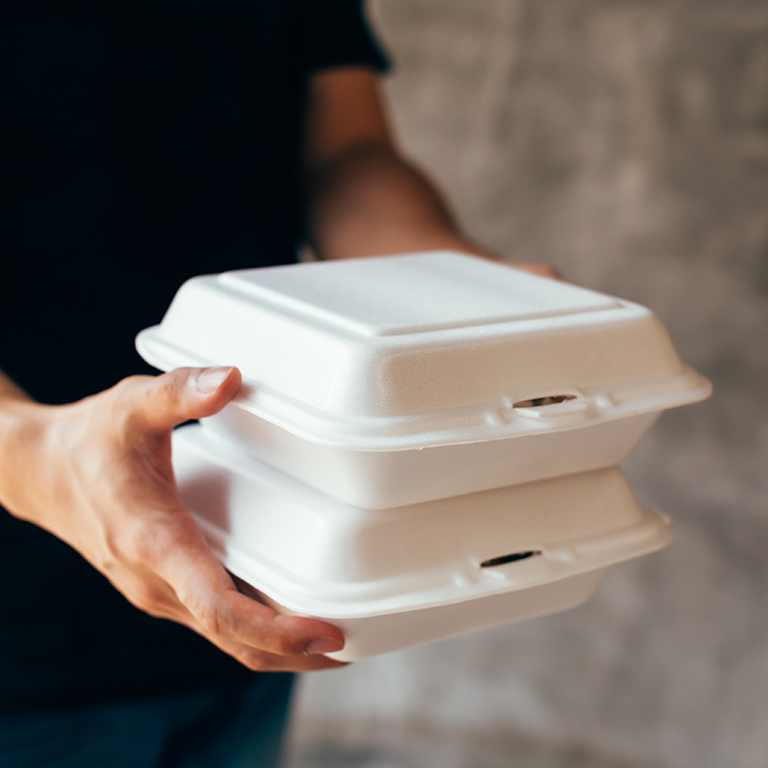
[138,252,711,451]
[173,425,672,620]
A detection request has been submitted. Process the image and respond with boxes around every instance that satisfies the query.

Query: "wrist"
[0,394,51,519]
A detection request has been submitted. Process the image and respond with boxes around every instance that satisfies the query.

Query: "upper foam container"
[137,251,711,508]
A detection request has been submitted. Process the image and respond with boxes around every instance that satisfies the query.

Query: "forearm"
[303,68,558,277]
[0,369,47,521]
[306,142,483,261]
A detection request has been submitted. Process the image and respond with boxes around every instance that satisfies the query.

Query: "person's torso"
[0,0,385,711]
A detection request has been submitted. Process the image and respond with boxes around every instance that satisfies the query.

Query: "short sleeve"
[292,0,391,75]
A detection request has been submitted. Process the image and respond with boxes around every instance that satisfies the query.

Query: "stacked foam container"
[136,252,711,660]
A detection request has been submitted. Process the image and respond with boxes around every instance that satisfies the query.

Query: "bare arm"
[304,68,557,277]
[0,367,345,671]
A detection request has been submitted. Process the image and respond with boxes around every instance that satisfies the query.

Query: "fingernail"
[197,367,233,395]
[306,638,344,655]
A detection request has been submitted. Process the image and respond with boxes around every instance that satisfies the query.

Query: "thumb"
[129,367,242,433]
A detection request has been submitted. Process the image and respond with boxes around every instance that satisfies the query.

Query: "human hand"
[507,261,562,279]
[459,243,561,279]
[0,367,346,672]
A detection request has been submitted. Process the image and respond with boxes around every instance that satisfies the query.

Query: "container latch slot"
[480,551,541,568]
[512,395,576,409]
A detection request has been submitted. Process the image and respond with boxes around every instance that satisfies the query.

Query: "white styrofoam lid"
[138,252,711,450]
[222,253,620,336]
[173,426,672,619]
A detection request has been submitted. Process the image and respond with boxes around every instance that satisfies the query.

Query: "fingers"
[138,515,346,661]
[509,262,563,280]
[119,367,242,433]
[120,567,347,673]
[125,573,347,672]
[199,631,348,673]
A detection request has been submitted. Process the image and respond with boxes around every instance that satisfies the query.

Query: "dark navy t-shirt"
[0,0,387,711]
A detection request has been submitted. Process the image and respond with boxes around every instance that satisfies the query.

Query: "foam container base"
[172,425,672,660]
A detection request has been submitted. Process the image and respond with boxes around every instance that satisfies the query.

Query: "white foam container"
[138,252,711,508]
[172,425,672,661]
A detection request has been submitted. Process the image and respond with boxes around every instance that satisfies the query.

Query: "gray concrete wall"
[288,2,768,767]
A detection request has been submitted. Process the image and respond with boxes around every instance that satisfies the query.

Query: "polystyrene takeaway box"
[137,251,711,509]
[172,425,672,661]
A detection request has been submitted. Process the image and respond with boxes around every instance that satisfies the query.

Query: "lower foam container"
[172,425,672,661]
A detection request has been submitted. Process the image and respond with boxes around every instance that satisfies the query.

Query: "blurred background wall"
[288,1,768,766]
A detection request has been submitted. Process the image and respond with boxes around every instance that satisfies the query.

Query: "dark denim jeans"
[0,674,294,768]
